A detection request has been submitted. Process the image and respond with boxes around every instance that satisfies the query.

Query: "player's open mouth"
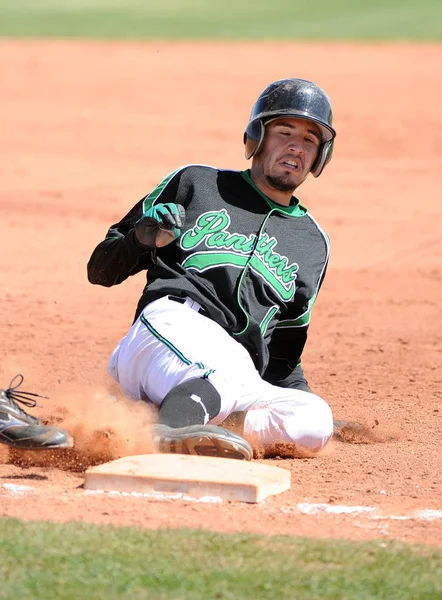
[280,159,301,171]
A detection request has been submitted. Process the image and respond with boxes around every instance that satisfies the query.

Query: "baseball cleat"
[332,418,367,443]
[333,418,364,433]
[152,423,253,460]
[0,375,73,450]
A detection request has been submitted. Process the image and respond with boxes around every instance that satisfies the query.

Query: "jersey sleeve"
[87,168,185,287]
[263,262,328,393]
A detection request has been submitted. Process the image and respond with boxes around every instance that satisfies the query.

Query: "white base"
[84,453,291,503]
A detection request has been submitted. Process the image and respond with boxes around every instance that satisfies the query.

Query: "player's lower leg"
[158,378,221,427]
[154,378,252,460]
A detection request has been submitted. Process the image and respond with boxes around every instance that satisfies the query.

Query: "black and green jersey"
[88,165,329,391]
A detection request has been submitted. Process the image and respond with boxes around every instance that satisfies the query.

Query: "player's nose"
[287,138,304,154]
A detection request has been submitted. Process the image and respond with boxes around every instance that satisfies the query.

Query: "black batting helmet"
[244,78,336,177]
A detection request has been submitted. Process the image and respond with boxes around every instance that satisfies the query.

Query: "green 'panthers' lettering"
[181,209,298,301]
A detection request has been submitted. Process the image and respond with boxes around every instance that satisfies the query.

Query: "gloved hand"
[134,203,186,249]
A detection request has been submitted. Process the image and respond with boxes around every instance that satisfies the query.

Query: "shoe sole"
[0,437,74,450]
[157,431,253,461]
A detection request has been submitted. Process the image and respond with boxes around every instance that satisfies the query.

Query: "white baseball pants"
[108,296,333,452]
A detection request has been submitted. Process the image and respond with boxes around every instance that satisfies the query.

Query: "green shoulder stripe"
[142,166,184,213]
[142,164,220,213]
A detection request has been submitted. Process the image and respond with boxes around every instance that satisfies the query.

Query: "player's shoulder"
[143,165,241,205]
[178,164,240,178]
[145,164,219,195]
[154,163,243,181]
[163,164,243,189]
[304,211,330,249]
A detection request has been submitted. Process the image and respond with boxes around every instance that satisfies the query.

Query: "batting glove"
[134,203,186,249]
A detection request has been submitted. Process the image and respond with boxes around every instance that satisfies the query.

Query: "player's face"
[254,117,321,194]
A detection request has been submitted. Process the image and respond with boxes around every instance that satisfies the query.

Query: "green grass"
[0,0,441,40]
[0,518,441,600]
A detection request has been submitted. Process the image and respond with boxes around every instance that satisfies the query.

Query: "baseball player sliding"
[88,78,337,461]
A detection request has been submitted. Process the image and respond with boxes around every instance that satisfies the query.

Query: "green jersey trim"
[142,166,183,213]
[277,293,317,329]
[241,170,308,217]
[232,209,273,337]
[260,305,280,334]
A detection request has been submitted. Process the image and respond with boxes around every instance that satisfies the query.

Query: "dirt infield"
[1,40,441,546]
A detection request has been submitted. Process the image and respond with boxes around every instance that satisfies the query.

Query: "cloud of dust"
[0,445,9,464]
[252,417,400,460]
[4,386,158,472]
[1,368,401,470]
[254,442,317,460]
[333,419,400,444]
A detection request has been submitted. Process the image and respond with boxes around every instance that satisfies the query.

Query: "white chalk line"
[0,482,222,504]
[84,488,223,503]
[1,483,35,496]
[282,503,442,522]
[1,483,441,522]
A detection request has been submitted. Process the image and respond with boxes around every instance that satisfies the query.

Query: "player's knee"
[244,396,333,453]
[302,403,333,452]
[286,397,333,453]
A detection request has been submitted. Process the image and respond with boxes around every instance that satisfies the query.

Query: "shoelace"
[3,374,48,414]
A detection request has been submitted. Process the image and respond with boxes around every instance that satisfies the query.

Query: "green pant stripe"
[140,315,210,374]
[140,315,192,366]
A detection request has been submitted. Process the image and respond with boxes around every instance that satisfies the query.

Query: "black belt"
[168,295,206,315]
[168,295,187,305]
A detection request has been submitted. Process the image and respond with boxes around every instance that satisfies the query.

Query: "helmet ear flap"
[311,140,334,178]
[244,120,265,159]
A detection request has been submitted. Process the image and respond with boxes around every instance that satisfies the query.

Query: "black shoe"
[153,423,253,460]
[333,418,364,432]
[0,375,73,450]
[333,418,364,442]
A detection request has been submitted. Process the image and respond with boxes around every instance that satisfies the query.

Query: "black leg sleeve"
[158,378,221,428]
